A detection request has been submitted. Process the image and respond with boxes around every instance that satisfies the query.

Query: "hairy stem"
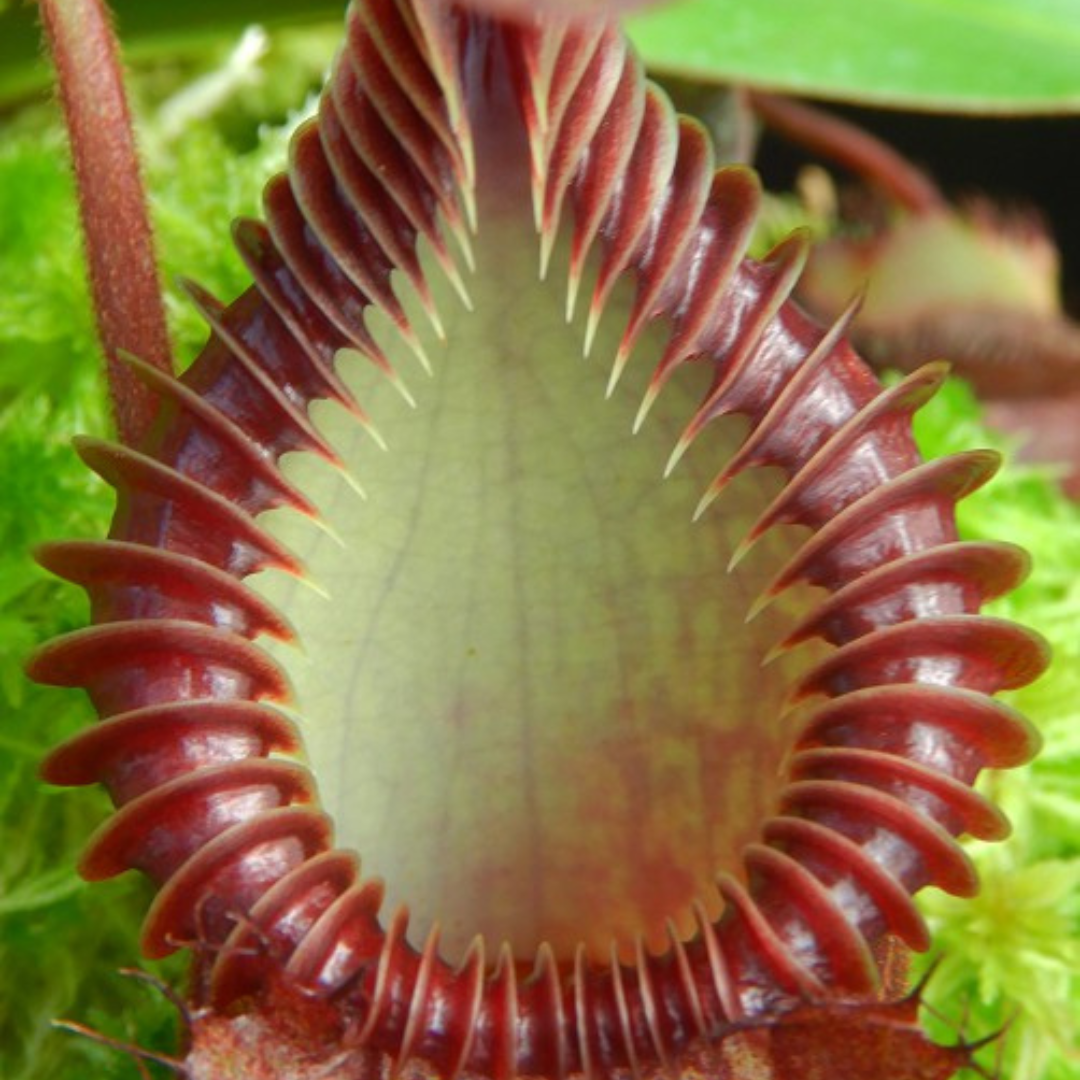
[40,0,172,445]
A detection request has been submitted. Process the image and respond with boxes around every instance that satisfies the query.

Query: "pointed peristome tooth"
[726,529,757,573]
[306,511,347,549]
[744,581,780,623]
[395,921,444,1075]
[583,296,605,359]
[789,746,1012,841]
[631,369,664,431]
[337,344,417,412]
[565,56,645,325]
[404,263,447,343]
[359,0,471,196]
[36,539,298,646]
[532,157,547,237]
[141,804,332,959]
[230,218,375,420]
[349,406,390,452]
[566,268,581,325]
[691,481,723,524]
[81,758,316,882]
[315,98,451,344]
[28,619,296,715]
[606,339,633,400]
[777,540,1031,653]
[179,276,351,469]
[704,293,865,493]
[692,444,748,522]
[663,430,693,479]
[672,230,811,458]
[75,436,308,578]
[539,27,627,264]
[586,87,679,356]
[539,217,558,282]
[761,634,792,667]
[530,941,571,1080]
[645,167,761,391]
[615,118,714,386]
[40,697,301,794]
[116,350,323,520]
[779,779,980,898]
[743,361,952,548]
[291,119,425,347]
[763,450,1002,605]
[406,330,434,376]
[743,843,879,995]
[728,516,768,573]
[438,247,474,311]
[761,815,931,951]
[785,616,1049,710]
[715,872,825,998]
[283,875,386,991]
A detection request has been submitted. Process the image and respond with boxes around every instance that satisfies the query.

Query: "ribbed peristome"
[30,1,1047,1077]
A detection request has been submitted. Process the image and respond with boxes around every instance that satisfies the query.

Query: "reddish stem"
[40,0,173,446]
[749,91,947,216]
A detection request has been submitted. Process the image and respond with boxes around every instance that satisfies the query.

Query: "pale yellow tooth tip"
[692,488,718,523]
[296,570,331,600]
[336,466,368,501]
[744,588,776,623]
[631,387,658,435]
[409,336,433,378]
[566,271,581,324]
[605,354,630,400]
[426,302,446,343]
[539,224,558,282]
[584,310,601,359]
[366,423,389,452]
[728,527,764,572]
[761,637,791,666]
[664,434,693,479]
[307,511,345,549]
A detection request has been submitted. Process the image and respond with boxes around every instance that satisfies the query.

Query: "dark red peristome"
[30,1,1046,1077]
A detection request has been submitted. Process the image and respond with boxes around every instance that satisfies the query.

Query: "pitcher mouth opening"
[249,182,826,966]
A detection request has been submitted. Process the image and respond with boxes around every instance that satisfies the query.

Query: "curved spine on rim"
[29,0,1047,1076]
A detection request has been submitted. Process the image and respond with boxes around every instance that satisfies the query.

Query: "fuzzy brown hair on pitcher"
[28,0,1048,1077]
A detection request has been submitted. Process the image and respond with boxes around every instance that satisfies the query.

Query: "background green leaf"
[4,1,1080,114]
[627,0,1080,113]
